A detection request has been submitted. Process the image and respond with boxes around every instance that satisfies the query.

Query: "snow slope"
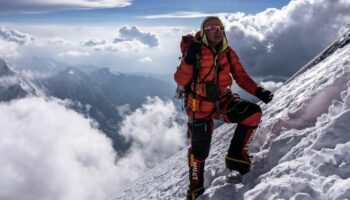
[112,30,350,200]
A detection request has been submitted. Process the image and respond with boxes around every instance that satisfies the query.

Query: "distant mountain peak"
[61,66,85,76]
[91,67,121,77]
[0,58,16,76]
[98,67,112,74]
[0,58,41,100]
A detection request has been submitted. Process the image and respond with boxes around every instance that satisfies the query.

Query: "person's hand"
[175,85,186,99]
[256,87,273,104]
[184,42,201,65]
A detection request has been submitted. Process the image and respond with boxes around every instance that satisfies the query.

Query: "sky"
[0,0,349,79]
[0,0,290,25]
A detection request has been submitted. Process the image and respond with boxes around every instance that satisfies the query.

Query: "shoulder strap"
[192,44,200,84]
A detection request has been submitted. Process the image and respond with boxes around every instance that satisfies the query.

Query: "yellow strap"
[192,99,196,111]
[190,187,204,200]
[190,154,195,167]
[225,156,251,166]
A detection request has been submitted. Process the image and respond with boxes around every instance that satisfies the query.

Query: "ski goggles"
[204,25,225,33]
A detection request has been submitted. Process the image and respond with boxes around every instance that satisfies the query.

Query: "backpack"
[179,34,201,95]
[180,34,198,58]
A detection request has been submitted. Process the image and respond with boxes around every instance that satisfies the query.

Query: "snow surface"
[112,33,350,199]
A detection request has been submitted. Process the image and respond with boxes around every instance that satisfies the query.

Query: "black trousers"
[187,97,262,186]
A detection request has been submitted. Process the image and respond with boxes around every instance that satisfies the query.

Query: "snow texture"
[112,30,350,200]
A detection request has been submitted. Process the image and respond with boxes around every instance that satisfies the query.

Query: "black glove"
[184,42,201,65]
[256,87,273,104]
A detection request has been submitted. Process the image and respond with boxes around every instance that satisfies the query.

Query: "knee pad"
[188,119,213,160]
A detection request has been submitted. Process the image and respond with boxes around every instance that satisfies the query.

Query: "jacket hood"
[200,16,228,54]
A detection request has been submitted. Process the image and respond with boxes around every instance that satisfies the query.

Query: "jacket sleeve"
[174,58,193,86]
[228,48,259,96]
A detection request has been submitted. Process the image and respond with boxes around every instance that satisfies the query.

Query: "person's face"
[204,18,224,47]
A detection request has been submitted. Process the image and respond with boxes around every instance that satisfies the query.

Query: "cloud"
[259,81,283,92]
[58,50,90,57]
[0,26,75,48]
[222,0,350,78]
[0,0,132,13]
[115,25,159,47]
[0,75,19,88]
[0,97,120,200]
[80,26,157,52]
[0,96,186,200]
[139,56,153,63]
[0,26,35,45]
[117,96,186,176]
[45,37,75,46]
[116,104,131,117]
[93,39,147,52]
[142,11,229,19]
[18,69,52,80]
[82,39,107,47]
[0,39,20,58]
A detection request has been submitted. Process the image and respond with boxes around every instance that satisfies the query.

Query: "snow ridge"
[112,30,350,199]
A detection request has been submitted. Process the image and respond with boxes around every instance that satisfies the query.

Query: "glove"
[256,87,273,104]
[184,42,201,65]
[175,85,186,99]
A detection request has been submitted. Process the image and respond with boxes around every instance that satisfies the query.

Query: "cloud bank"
[0,39,19,58]
[0,97,119,200]
[140,56,153,63]
[79,26,159,52]
[0,0,132,12]
[82,39,107,47]
[117,97,186,175]
[0,96,186,200]
[58,50,90,57]
[223,0,350,78]
[115,25,159,47]
[0,26,35,45]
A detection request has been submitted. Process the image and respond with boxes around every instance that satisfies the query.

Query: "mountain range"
[0,59,176,153]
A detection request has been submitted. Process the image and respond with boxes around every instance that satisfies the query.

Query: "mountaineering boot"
[186,187,205,200]
[225,124,255,175]
[225,155,251,175]
[186,155,205,199]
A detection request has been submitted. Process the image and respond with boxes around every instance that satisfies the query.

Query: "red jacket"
[174,42,259,118]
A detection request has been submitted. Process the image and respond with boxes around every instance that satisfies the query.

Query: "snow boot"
[187,154,205,199]
[225,155,251,175]
[186,187,205,200]
[225,124,255,175]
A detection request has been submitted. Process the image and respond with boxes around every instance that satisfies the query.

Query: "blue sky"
[0,0,348,79]
[0,0,291,26]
